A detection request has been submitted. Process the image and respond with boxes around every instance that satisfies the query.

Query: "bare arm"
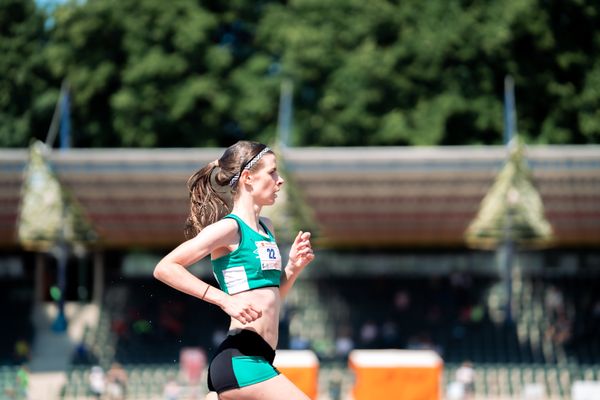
[153,219,262,324]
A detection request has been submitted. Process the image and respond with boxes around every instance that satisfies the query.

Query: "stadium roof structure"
[0,145,598,250]
[17,141,97,252]
[465,138,553,250]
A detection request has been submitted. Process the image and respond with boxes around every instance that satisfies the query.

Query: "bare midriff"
[227,286,281,349]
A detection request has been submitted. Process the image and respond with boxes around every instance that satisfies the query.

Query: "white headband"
[229,147,271,187]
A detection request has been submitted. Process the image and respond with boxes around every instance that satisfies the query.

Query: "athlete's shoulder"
[194,218,238,240]
[210,217,239,234]
[189,218,240,250]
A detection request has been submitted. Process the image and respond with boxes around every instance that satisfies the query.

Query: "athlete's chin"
[260,197,276,206]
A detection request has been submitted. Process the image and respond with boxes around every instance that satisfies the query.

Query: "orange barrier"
[273,350,319,399]
[349,349,443,400]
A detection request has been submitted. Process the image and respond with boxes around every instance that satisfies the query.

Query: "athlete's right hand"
[221,297,262,325]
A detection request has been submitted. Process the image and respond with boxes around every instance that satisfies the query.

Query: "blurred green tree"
[43,0,270,147]
[1,0,599,147]
[259,0,600,145]
[0,0,52,146]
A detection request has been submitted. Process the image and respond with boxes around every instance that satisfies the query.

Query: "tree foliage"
[1,0,599,147]
[260,0,600,145]
[0,0,52,146]
[44,0,263,147]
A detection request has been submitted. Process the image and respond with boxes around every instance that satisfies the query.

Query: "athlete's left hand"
[288,231,314,270]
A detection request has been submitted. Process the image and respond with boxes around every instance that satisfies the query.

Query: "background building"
[0,144,599,399]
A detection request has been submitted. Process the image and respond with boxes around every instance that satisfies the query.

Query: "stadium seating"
[310,271,600,398]
[61,363,187,400]
[57,265,600,399]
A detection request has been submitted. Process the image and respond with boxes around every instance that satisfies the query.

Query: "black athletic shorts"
[207,329,280,393]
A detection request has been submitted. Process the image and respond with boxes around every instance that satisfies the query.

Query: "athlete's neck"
[231,203,263,233]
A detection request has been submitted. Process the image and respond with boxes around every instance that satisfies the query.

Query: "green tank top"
[211,214,282,295]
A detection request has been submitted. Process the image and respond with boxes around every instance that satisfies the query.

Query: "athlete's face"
[248,153,284,205]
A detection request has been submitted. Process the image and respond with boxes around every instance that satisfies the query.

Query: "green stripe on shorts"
[231,356,278,387]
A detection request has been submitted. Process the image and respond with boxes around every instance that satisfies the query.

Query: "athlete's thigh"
[218,374,310,400]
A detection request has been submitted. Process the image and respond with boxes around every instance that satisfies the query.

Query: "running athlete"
[154,141,314,400]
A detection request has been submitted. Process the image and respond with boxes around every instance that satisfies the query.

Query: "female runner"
[154,141,314,400]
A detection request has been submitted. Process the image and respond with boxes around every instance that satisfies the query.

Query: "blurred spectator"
[546,310,572,346]
[545,285,564,319]
[359,320,378,348]
[555,312,572,345]
[446,380,465,400]
[407,331,442,355]
[180,348,206,385]
[450,271,472,290]
[470,304,485,324]
[106,363,128,400]
[13,338,30,364]
[312,338,332,358]
[88,365,106,399]
[334,325,354,358]
[289,335,310,350]
[15,365,29,400]
[455,361,475,399]
[459,305,473,323]
[393,289,411,312]
[163,376,181,400]
[381,319,399,347]
[111,316,128,340]
[73,340,93,364]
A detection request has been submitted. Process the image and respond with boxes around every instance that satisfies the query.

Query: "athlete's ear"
[241,169,252,185]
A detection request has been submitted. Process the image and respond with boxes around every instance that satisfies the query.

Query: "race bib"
[255,241,282,271]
